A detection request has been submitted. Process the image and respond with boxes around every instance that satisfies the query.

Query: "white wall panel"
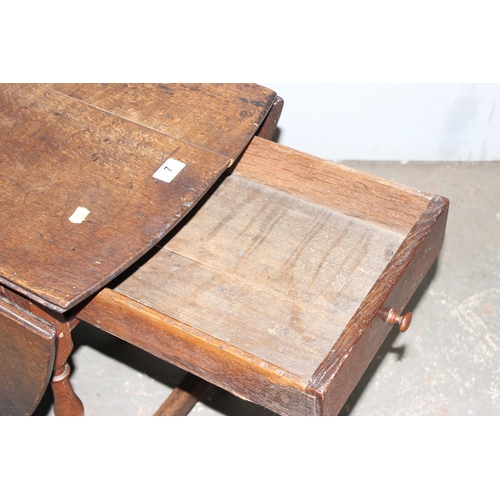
[261,84,500,161]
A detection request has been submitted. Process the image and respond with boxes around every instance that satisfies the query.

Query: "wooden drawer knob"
[385,308,412,332]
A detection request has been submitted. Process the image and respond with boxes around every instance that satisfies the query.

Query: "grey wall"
[260,84,500,162]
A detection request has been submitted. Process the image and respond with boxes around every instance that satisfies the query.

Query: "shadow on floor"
[338,258,438,415]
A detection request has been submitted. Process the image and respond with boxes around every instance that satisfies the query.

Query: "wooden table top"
[0,84,276,312]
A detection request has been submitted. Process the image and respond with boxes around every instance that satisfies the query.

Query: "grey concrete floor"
[33,160,500,416]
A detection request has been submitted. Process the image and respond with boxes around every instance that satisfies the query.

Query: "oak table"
[0,83,280,415]
[1,84,448,416]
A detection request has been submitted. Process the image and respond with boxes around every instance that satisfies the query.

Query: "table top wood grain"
[0,84,276,312]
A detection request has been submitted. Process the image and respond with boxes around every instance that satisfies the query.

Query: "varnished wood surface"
[77,138,449,415]
[0,84,277,312]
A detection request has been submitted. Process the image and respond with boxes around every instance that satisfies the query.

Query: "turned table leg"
[51,321,84,416]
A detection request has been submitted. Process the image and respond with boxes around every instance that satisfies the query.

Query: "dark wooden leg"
[50,321,84,416]
[154,373,209,416]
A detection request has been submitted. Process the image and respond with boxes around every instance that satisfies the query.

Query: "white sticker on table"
[69,207,90,224]
[153,158,187,183]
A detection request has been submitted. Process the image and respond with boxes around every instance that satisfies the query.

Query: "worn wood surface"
[234,137,432,235]
[116,175,404,379]
[75,288,318,415]
[78,138,448,414]
[0,84,277,312]
[49,84,277,159]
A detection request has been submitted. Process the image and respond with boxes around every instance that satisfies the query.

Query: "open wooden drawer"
[76,136,449,415]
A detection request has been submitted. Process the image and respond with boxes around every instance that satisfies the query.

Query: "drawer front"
[308,195,449,415]
[75,288,319,416]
